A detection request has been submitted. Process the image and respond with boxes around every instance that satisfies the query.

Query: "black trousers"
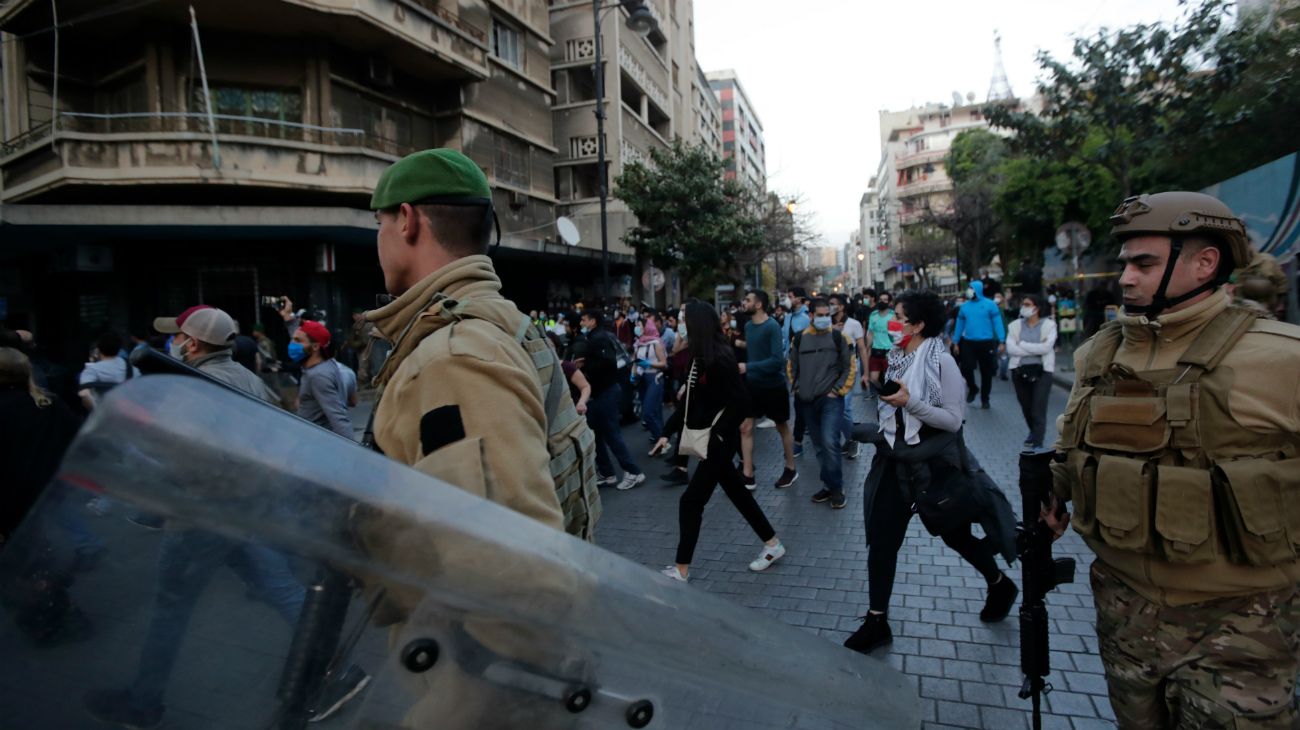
[675,441,776,565]
[1012,367,1053,445]
[959,339,999,403]
[867,462,1001,613]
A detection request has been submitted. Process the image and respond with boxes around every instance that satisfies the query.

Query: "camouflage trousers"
[1091,560,1300,729]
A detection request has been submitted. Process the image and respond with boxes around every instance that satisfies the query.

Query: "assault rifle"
[1017,450,1076,730]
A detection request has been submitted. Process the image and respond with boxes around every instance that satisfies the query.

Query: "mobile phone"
[870,380,901,397]
[261,295,285,309]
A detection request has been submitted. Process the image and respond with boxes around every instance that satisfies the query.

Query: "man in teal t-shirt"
[739,289,798,490]
[865,291,895,386]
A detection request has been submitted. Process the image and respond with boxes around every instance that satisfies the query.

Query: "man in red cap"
[290,320,354,439]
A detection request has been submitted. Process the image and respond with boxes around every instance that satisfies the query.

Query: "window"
[194,85,303,139]
[492,17,523,70]
[494,133,529,188]
[331,84,434,154]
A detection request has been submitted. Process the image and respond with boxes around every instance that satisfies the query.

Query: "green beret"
[370,148,492,210]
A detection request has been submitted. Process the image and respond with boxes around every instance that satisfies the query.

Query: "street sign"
[1055,222,1091,252]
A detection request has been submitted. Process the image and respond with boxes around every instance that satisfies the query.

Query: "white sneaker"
[755,417,776,429]
[616,472,647,491]
[749,542,786,572]
[661,565,688,582]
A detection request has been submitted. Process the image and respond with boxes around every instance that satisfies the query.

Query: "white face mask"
[779,297,791,309]
[965,288,976,300]
[829,304,839,314]
[169,336,188,360]
[1020,306,1036,319]
[677,323,687,337]
[729,319,737,329]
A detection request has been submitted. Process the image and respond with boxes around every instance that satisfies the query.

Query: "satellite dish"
[556,216,580,246]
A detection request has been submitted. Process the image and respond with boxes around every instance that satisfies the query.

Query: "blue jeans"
[638,373,664,440]
[801,395,844,495]
[46,484,105,557]
[131,531,305,710]
[586,387,641,478]
[841,386,856,443]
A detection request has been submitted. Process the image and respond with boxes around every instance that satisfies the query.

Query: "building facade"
[866,96,1022,292]
[0,0,564,362]
[548,0,716,306]
[706,69,764,192]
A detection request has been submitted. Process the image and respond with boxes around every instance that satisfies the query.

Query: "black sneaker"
[661,468,689,485]
[843,613,892,654]
[980,401,991,410]
[830,493,847,509]
[743,474,757,491]
[980,574,1019,623]
[966,385,979,404]
[774,468,798,489]
[811,489,832,503]
[842,441,860,460]
[84,689,163,729]
[309,664,371,723]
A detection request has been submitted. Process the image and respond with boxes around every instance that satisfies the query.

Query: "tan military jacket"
[365,255,564,532]
[1057,291,1300,605]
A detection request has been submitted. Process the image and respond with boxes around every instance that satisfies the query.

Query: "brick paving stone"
[595,382,1112,728]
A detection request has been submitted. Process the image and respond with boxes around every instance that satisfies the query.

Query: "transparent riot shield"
[0,376,921,729]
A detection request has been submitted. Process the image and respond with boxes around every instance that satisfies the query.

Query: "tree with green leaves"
[616,140,764,295]
[928,128,1009,283]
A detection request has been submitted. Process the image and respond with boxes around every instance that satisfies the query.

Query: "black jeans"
[959,339,999,403]
[675,440,776,565]
[867,461,1001,613]
[1012,367,1053,445]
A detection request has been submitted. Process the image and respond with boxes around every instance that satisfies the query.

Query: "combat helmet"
[1108,191,1251,316]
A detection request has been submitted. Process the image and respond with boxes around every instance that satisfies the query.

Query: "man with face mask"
[780,287,812,456]
[291,320,354,439]
[953,280,1005,409]
[864,291,895,388]
[786,299,856,509]
[1046,192,1300,729]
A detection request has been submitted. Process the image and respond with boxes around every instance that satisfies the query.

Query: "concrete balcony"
[0,113,403,203]
[896,178,951,199]
[895,148,946,170]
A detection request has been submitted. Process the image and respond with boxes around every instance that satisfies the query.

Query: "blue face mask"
[813,316,833,331]
[287,341,307,362]
[580,326,590,335]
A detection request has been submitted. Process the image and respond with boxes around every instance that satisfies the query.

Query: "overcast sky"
[692,0,1193,248]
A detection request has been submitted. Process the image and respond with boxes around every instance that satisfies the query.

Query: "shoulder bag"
[678,359,723,460]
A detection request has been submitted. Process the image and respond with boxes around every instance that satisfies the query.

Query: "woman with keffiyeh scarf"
[843,290,1018,656]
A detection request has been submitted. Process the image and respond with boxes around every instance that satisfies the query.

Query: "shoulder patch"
[420,405,466,456]
[1249,318,1300,341]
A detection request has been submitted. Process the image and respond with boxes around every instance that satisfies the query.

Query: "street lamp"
[592,0,659,302]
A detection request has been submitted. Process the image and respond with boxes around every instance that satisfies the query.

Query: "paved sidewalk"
[595,380,1114,730]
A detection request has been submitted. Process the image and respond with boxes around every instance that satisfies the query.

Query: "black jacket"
[580,328,622,396]
[1,388,79,540]
[663,350,750,450]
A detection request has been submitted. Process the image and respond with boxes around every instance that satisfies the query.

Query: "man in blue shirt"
[953,280,1006,409]
[780,287,812,456]
[739,289,798,490]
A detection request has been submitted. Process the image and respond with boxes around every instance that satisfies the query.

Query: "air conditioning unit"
[367,57,394,88]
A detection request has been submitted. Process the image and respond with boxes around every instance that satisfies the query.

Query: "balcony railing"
[408,0,488,43]
[896,178,950,198]
[2,112,421,159]
[894,148,946,169]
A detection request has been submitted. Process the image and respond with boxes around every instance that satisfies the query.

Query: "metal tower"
[987,31,1014,102]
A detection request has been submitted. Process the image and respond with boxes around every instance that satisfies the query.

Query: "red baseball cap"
[298,320,331,347]
[153,304,213,334]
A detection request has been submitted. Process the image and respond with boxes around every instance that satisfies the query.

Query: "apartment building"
[706,69,764,192]
[0,0,561,360]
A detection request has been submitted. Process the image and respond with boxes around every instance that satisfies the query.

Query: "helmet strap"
[1125,237,1220,318]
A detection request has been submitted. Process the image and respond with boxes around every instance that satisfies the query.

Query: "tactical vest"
[367,296,602,542]
[1054,306,1300,568]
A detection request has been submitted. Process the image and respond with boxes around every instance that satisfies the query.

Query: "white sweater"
[1006,317,1058,373]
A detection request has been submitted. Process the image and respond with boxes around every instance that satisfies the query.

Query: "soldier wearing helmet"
[1231,250,1289,320]
[1046,191,1300,728]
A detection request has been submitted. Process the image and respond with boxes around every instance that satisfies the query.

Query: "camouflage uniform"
[1092,561,1300,727]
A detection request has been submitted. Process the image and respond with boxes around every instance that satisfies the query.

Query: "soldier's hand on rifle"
[1039,494,1070,541]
